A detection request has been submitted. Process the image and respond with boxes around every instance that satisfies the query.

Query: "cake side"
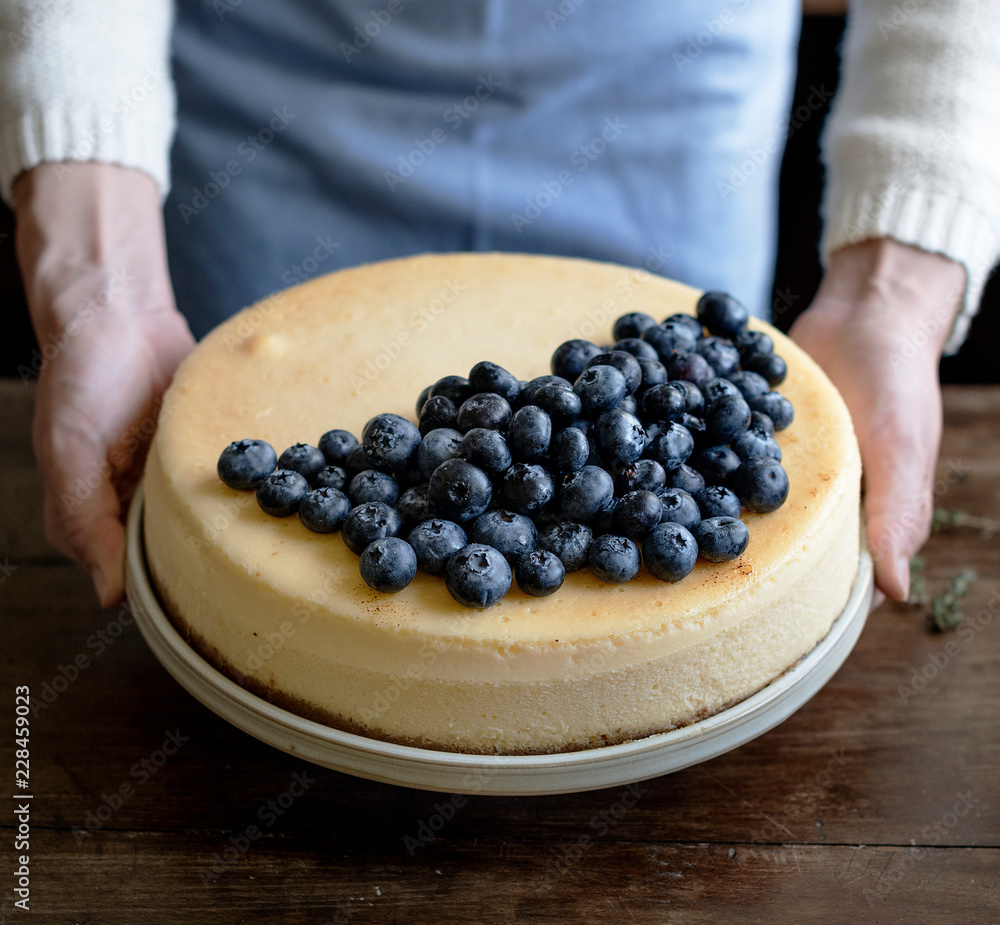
[143,252,861,754]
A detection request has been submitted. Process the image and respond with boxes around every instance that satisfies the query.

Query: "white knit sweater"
[1,1,998,352]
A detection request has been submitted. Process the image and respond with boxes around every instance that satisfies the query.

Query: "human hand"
[790,238,965,602]
[14,163,194,607]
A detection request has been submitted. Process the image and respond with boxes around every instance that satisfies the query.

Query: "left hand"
[789,238,965,603]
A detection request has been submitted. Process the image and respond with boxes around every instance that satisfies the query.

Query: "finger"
[35,413,127,608]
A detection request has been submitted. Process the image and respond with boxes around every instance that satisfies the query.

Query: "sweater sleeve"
[0,0,176,203]
[821,0,1000,354]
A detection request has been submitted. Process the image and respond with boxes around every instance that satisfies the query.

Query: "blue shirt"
[165,0,799,337]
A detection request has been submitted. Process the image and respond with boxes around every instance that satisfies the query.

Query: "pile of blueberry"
[216,292,793,609]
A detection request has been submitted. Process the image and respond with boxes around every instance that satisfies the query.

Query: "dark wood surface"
[1,380,998,924]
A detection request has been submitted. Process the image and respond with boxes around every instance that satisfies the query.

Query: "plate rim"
[126,482,873,794]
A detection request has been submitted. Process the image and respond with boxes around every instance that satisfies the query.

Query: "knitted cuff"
[822,183,999,355]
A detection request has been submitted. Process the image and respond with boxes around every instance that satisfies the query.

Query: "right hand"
[14,162,195,607]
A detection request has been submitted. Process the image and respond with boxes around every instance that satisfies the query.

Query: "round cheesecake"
[143,253,861,755]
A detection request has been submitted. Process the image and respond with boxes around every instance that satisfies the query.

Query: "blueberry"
[429,375,470,406]
[615,458,666,494]
[344,447,371,481]
[532,383,583,423]
[588,534,641,583]
[538,522,593,572]
[318,429,358,467]
[515,549,566,597]
[733,456,790,513]
[693,516,750,562]
[665,351,715,387]
[469,510,537,562]
[642,321,698,360]
[417,428,464,479]
[694,485,742,520]
[680,413,707,444]
[469,360,522,402]
[418,394,458,435]
[297,487,351,533]
[620,394,638,416]
[551,427,591,472]
[696,336,741,378]
[656,487,701,530]
[612,337,659,361]
[559,465,615,522]
[635,357,669,395]
[595,409,646,466]
[313,465,348,491]
[613,311,657,341]
[396,461,426,490]
[551,339,603,382]
[521,375,573,405]
[643,522,699,582]
[218,438,277,490]
[427,458,493,522]
[705,393,751,444]
[407,518,467,575]
[362,413,422,473]
[359,537,417,593]
[663,313,704,340]
[672,380,706,416]
[613,490,663,540]
[415,385,432,419]
[574,365,628,416]
[255,469,309,517]
[664,464,706,495]
[585,351,642,395]
[742,351,788,387]
[277,443,326,483]
[696,291,749,339]
[727,371,770,404]
[397,483,434,525]
[642,383,687,423]
[644,422,694,471]
[735,329,774,360]
[700,377,742,406]
[731,427,782,462]
[692,445,741,486]
[348,469,400,506]
[590,496,619,535]
[456,392,513,432]
[749,392,794,431]
[445,543,512,608]
[342,501,403,555]
[460,427,513,474]
[502,463,555,514]
[750,411,775,435]
[508,406,552,461]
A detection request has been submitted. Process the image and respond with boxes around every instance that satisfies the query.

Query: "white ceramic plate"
[126,484,873,795]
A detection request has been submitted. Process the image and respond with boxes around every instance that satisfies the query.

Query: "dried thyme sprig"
[908,555,929,606]
[932,508,1000,536]
[929,568,978,632]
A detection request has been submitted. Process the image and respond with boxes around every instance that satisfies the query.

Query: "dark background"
[1,14,996,382]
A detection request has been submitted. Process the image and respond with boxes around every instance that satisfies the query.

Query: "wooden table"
[2,380,998,924]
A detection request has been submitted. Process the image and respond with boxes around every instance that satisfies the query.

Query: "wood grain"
[1,382,998,923]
